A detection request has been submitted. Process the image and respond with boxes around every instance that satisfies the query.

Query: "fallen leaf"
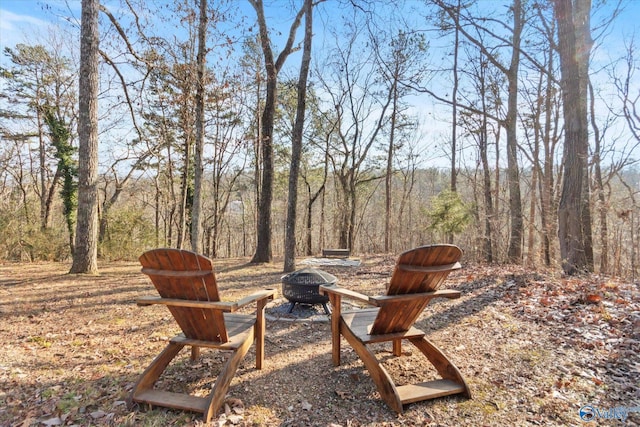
[228,414,243,424]
[540,297,552,307]
[585,294,601,303]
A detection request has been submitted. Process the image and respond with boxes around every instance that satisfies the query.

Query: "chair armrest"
[369,289,461,306]
[319,284,372,304]
[235,289,277,309]
[138,289,276,312]
[136,296,237,311]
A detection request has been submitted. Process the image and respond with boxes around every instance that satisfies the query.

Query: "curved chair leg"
[340,320,403,413]
[409,336,472,398]
[131,341,185,399]
[203,327,255,422]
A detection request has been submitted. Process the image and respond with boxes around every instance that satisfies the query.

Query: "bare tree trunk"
[37,108,48,230]
[555,0,594,275]
[540,31,556,267]
[450,0,460,194]
[478,60,494,262]
[589,77,607,273]
[304,132,329,256]
[177,138,191,250]
[348,179,357,250]
[384,80,397,252]
[447,0,461,245]
[191,0,208,254]
[70,0,100,274]
[527,65,545,267]
[319,169,326,252]
[252,51,274,263]
[249,0,305,263]
[154,172,161,247]
[528,159,538,266]
[337,176,351,249]
[284,0,313,272]
[306,183,313,256]
[397,153,417,249]
[506,0,524,263]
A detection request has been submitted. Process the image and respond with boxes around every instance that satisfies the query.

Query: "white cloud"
[0,8,52,61]
[0,8,48,32]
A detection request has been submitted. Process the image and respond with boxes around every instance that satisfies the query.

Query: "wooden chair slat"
[133,390,209,413]
[324,244,471,413]
[131,248,275,422]
[141,268,212,278]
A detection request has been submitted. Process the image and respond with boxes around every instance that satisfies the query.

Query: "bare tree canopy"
[0,0,638,278]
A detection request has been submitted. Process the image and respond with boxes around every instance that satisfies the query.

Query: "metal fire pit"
[281,268,337,315]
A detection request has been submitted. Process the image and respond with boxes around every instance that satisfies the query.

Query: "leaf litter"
[0,258,638,426]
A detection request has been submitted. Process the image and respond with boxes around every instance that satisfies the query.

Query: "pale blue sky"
[2,0,638,59]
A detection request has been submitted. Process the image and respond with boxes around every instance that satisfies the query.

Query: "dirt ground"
[1,255,638,426]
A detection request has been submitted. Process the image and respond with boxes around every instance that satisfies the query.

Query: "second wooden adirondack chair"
[130,248,276,422]
[320,244,471,413]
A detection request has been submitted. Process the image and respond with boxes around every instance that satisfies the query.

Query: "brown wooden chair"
[130,248,276,422]
[320,244,471,413]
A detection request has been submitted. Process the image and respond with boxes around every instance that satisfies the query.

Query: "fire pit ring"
[281,268,337,315]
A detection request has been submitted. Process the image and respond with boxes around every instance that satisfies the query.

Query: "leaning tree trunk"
[284,0,313,272]
[250,0,305,263]
[70,0,100,274]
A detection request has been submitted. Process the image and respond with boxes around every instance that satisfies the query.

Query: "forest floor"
[1,255,639,427]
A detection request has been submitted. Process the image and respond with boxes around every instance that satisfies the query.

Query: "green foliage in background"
[0,213,70,261]
[426,190,472,239]
[99,208,156,261]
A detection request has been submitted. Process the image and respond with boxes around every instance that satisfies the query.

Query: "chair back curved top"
[371,244,462,334]
[139,248,226,342]
[387,244,462,295]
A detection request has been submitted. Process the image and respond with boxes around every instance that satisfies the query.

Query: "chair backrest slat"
[139,249,227,342]
[370,245,462,335]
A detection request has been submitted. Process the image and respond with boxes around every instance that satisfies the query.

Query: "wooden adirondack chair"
[319,244,471,413]
[130,248,276,422]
